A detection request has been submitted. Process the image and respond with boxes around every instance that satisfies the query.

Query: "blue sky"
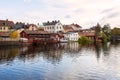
[0,0,120,28]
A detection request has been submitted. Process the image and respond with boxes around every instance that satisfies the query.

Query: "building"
[20,30,63,44]
[0,31,11,41]
[78,32,95,41]
[78,30,102,42]
[0,19,14,32]
[26,24,38,31]
[43,20,63,33]
[63,31,79,41]
[63,25,74,33]
[70,23,82,31]
[13,22,26,30]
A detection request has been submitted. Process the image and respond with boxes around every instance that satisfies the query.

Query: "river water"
[0,42,120,80]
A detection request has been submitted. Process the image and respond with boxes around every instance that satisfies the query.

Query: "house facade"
[63,31,79,41]
[0,19,14,32]
[43,20,63,33]
[20,30,63,43]
[0,32,11,41]
[26,24,38,31]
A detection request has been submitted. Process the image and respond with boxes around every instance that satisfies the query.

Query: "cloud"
[101,8,114,14]
[1,0,120,28]
[23,0,32,3]
[0,9,9,15]
[64,15,71,18]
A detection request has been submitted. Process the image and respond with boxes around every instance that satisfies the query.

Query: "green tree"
[111,27,120,35]
[102,24,111,40]
[95,23,101,35]
[100,32,108,43]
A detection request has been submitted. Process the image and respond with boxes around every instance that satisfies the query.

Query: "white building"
[63,31,79,41]
[43,20,63,33]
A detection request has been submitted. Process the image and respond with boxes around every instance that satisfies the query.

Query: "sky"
[0,0,120,28]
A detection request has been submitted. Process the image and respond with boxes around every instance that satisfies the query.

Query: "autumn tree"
[10,31,19,39]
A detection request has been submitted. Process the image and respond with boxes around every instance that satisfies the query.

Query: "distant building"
[20,30,63,43]
[70,23,82,31]
[63,25,74,33]
[0,31,11,41]
[13,22,26,29]
[43,20,63,33]
[0,19,14,32]
[63,31,79,41]
[26,24,38,31]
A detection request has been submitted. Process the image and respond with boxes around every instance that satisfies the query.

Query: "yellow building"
[0,19,14,32]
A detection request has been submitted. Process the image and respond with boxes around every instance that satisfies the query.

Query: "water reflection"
[0,42,120,80]
[0,42,117,64]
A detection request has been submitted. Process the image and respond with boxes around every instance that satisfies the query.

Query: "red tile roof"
[71,23,82,28]
[63,25,74,32]
[0,20,14,27]
[78,32,95,37]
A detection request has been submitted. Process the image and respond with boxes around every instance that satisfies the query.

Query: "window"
[4,27,5,30]
[32,28,34,31]
[52,27,54,29]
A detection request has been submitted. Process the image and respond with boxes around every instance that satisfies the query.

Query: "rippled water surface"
[0,42,120,80]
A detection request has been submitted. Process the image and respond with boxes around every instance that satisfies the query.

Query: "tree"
[95,23,102,36]
[102,24,111,40]
[9,31,19,39]
[100,32,108,43]
[111,27,120,35]
[102,24,111,34]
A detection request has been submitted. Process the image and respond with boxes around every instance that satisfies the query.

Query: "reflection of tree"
[102,42,110,56]
[94,43,102,59]
[0,46,19,64]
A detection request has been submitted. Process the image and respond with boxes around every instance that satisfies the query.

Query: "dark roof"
[43,20,60,26]
[14,23,26,29]
[0,20,14,27]
[0,32,11,37]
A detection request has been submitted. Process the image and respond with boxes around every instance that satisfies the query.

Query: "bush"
[78,36,92,45]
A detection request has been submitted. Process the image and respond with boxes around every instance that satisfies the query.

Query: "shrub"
[78,36,92,45]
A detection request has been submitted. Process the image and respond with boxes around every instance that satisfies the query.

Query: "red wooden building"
[20,30,63,44]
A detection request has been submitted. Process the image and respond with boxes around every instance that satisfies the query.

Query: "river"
[0,42,120,80]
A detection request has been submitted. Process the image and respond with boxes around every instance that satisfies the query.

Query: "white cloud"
[1,0,120,28]
[23,0,32,3]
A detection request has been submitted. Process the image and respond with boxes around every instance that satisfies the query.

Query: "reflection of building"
[63,42,79,53]
[0,47,20,63]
